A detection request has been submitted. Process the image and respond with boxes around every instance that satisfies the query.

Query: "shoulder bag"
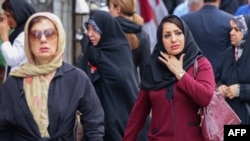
[194,57,241,141]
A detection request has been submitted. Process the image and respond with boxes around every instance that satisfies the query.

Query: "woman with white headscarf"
[216,15,250,124]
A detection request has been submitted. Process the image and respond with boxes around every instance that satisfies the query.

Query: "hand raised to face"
[0,14,11,42]
[158,51,185,79]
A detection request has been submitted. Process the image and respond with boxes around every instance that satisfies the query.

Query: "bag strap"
[193,55,201,78]
[193,55,205,126]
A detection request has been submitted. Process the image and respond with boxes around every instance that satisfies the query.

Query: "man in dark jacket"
[181,0,233,74]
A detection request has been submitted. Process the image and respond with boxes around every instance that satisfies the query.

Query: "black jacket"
[0,63,104,141]
[115,16,151,83]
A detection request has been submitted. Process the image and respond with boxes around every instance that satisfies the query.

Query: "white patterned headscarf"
[232,15,248,37]
[232,15,248,47]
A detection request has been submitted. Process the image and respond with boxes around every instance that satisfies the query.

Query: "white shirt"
[238,47,243,58]
[0,32,27,79]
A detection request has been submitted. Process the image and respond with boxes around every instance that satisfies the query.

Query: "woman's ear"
[115,5,121,14]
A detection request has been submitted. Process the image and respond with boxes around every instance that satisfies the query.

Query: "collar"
[54,62,75,78]
[201,5,218,10]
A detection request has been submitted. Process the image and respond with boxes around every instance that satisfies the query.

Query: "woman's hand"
[0,14,10,42]
[218,84,239,99]
[217,84,228,97]
[225,84,240,99]
[158,51,185,79]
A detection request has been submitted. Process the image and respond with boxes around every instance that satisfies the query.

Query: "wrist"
[176,70,185,80]
[1,35,9,42]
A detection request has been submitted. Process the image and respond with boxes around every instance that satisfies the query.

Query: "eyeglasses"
[29,28,57,41]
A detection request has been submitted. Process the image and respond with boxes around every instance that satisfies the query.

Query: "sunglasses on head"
[29,28,57,41]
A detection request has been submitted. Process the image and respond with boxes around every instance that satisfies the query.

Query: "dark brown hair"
[28,16,44,31]
[125,33,140,50]
[28,16,56,32]
[159,15,184,34]
[109,0,143,50]
[2,0,15,19]
[157,15,184,49]
[166,16,184,32]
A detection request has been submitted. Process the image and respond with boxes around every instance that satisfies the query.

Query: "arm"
[1,32,26,66]
[78,74,104,141]
[0,15,10,42]
[158,53,214,106]
[177,57,215,107]
[122,89,151,141]
[238,84,250,102]
[86,43,131,82]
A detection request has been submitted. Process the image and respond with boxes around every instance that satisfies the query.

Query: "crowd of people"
[0,0,250,141]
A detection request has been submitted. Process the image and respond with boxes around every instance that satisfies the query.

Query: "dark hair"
[28,16,56,32]
[158,15,184,35]
[157,15,184,50]
[2,0,15,19]
[28,16,44,31]
[165,16,184,33]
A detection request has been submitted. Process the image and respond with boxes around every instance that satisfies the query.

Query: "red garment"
[122,57,215,141]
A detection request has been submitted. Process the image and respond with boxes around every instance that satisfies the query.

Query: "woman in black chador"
[80,10,149,141]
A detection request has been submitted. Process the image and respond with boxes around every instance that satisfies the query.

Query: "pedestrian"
[0,0,36,81]
[80,10,141,141]
[109,0,151,84]
[181,0,233,74]
[0,12,105,140]
[122,15,215,141]
[216,15,250,124]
